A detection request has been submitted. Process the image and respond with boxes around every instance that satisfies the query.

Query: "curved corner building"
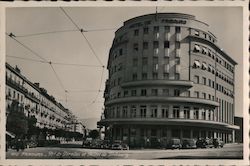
[97,13,239,148]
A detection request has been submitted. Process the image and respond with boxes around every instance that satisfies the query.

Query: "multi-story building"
[98,13,239,147]
[6,63,75,131]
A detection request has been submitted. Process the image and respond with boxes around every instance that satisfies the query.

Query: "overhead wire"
[6,32,49,63]
[91,66,105,104]
[7,54,105,68]
[6,55,47,63]
[15,29,79,38]
[60,7,104,66]
[6,32,69,102]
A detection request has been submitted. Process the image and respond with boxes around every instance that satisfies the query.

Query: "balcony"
[105,96,219,107]
[121,80,193,88]
[97,117,239,130]
[25,92,40,104]
[6,77,28,94]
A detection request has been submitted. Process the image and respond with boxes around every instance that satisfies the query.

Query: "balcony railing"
[105,96,219,107]
[6,77,28,94]
[98,116,239,130]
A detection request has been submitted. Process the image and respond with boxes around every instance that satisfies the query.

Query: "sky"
[6,6,244,127]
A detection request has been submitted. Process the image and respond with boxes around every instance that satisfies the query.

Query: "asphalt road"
[6,143,243,159]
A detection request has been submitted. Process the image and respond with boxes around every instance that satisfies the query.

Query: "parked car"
[181,139,197,149]
[196,138,207,148]
[196,138,214,148]
[166,138,182,149]
[91,139,103,149]
[100,140,111,149]
[111,143,129,150]
[82,138,93,148]
[26,140,38,148]
[213,138,224,148]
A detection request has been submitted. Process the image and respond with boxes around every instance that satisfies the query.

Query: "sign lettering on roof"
[161,19,187,24]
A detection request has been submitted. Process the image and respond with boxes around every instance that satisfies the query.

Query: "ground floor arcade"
[104,125,235,148]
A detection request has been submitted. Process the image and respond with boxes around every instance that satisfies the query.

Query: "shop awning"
[6,131,15,138]
[193,60,201,68]
[194,45,201,51]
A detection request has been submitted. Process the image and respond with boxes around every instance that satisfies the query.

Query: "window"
[202,48,207,55]
[194,45,201,52]
[131,90,137,96]
[194,108,199,119]
[163,73,169,79]
[173,106,180,118]
[119,49,123,56]
[143,27,149,34]
[143,42,148,49]
[175,58,180,65]
[151,89,158,96]
[201,110,206,120]
[184,107,190,119]
[202,62,207,70]
[165,26,170,33]
[140,105,147,118]
[162,106,169,118]
[132,73,137,81]
[124,90,129,97]
[142,73,147,80]
[194,30,199,36]
[134,29,139,36]
[202,92,206,99]
[153,41,159,48]
[175,41,180,49]
[133,58,138,67]
[164,41,170,48]
[194,91,199,98]
[162,89,169,96]
[153,73,158,79]
[122,106,128,118]
[150,106,158,118]
[154,26,159,33]
[141,89,147,96]
[202,77,206,85]
[142,57,148,66]
[208,79,211,87]
[116,107,120,118]
[133,43,139,51]
[118,77,121,85]
[203,33,207,38]
[183,91,190,97]
[208,94,211,100]
[175,27,181,33]
[175,73,180,80]
[194,75,199,84]
[174,89,180,96]
[131,105,136,117]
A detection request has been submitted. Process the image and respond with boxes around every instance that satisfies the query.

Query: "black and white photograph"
[1,2,249,165]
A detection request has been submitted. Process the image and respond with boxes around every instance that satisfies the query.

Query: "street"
[6,142,243,159]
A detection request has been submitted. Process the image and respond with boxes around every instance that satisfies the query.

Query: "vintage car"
[166,138,182,149]
[181,139,197,149]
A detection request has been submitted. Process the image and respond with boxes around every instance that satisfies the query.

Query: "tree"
[27,115,38,139]
[6,100,28,138]
[89,129,99,139]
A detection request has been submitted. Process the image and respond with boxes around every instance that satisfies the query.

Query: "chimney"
[34,83,40,87]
